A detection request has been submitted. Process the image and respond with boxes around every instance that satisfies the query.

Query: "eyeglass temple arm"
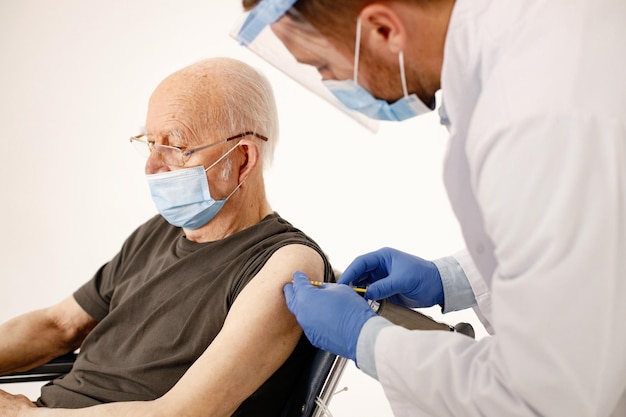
[227,131,268,142]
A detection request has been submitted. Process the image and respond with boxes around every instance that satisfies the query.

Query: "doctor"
[235,0,626,416]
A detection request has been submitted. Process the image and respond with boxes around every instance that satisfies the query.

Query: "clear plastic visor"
[232,6,378,132]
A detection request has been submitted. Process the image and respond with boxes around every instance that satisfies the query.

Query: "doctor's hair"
[242,0,395,45]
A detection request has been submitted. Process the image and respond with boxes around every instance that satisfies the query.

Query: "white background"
[0,1,487,415]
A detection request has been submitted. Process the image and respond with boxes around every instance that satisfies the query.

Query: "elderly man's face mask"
[146,143,242,230]
[233,0,434,129]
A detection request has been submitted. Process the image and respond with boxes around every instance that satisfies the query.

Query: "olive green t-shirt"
[37,213,333,416]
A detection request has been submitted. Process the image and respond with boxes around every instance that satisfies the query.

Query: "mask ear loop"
[223,175,246,200]
[203,142,241,172]
[399,50,409,98]
[354,18,408,100]
[204,142,247,201]
[353,18,362,83]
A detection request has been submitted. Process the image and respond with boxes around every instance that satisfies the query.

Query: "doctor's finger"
[292,270,311,284]
[364,278,404,301]
[339,253,390,285]
[283,282,301,315]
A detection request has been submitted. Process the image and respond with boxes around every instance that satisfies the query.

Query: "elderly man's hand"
[284,271,376,363]
[0,389,36,417]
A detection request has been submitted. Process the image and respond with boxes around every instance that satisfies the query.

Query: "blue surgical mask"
[323,19,433,121]
[146,145,242,230]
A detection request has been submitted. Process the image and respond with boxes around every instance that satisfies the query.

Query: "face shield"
[232,0,380,132]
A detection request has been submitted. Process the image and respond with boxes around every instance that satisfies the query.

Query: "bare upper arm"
[155,244,325,417]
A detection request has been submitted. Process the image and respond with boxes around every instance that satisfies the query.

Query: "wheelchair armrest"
[0,353,77,384]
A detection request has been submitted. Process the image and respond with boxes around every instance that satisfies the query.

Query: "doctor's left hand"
[0,389,36,417]
[284,271,377,363]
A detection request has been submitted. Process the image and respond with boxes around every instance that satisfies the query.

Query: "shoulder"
[247,213,332,279]
[256,244,327,287]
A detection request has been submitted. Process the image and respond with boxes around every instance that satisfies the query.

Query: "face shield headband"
[233,0,379,132]
[237,0,298,46]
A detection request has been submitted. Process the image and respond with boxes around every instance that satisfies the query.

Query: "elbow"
[44,307,96,354]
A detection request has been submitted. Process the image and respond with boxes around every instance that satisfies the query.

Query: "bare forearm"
[0,390,166,417]
[7,392,233,417]
[14,394,227,417]
[19,401,161,417]
[0,310,75,374]
[1,297,95,375]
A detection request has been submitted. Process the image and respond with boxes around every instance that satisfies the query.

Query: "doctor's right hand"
[338,247,444,308]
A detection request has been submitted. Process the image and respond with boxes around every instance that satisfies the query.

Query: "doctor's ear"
[359,4,408,55]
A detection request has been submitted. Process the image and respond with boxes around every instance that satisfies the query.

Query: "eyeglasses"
[129,131,268,167]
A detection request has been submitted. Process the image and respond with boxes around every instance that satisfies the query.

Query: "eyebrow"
[167,128,187,143]
[139,127,189,144]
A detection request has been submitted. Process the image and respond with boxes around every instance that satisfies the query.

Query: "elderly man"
[0,57,334,417]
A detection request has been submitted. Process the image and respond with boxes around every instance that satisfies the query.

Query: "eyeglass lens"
[131,138,186,167]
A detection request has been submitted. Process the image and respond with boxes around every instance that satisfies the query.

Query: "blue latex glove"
[284,271,377,362]
[338,247,444,308]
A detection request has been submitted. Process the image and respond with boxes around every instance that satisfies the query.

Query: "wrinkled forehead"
[146,79,217,144]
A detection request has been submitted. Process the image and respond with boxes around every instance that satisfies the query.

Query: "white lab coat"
[366,0,626,415]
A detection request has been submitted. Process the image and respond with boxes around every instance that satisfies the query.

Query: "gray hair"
[184,58,280,169]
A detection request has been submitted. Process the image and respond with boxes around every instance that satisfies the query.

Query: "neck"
[403,0,455,99]
[183,181,272,243]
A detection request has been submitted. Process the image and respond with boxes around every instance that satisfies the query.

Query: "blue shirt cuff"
[433,256,477,313]
[355,316,394,380]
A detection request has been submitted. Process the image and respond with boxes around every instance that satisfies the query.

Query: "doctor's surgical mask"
[323,18,433,121]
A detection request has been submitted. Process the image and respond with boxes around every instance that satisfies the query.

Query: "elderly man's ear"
[236,140,261,183]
